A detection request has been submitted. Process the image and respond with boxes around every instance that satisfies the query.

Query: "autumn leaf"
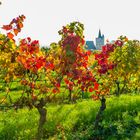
[36,63,43,70]
[84,56,88,61]
[91,95,99,100]
[46,63,54,70]
[89,87,94,92]
[2,25,12,30]
[94,82,99,90]
[86,50,91,55]
[56,83,60,88]
[64,78,69,84]
[18,22,23,29]
[52,88,57,93]
[13,29,19,36]
[27,37,31,42]
[7,32,14,39]
[31,94,37,100]
[96,91,101,95]
[0,41,3,45]
[81,39,85,45]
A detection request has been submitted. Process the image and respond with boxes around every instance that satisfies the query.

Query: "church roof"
[98,29,102,38]
[86,41,96,50]
[98,29,104,38]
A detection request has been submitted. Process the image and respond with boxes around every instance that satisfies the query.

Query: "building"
[95,29,104,50]
[86,29,104,50]
[85,41,96,51]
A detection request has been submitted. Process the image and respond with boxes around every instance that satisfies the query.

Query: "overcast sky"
[0,0,140,46]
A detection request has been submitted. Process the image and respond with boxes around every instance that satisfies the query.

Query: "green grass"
[0,94,140,139]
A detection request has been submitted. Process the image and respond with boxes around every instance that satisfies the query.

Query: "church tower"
[96,29,104,50]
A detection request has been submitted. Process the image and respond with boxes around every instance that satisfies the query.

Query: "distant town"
[86,29,104,50]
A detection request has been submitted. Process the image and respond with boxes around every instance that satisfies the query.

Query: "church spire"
[98,29,102,38]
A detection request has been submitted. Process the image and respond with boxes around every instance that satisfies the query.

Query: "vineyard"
[0,15,140,140]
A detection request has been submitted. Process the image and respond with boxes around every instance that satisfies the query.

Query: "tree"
[90,36,140,139]
[47,22,99,102]
[16,37,55,139]
[0,15,54,139]
[0,15,26,104]
[109,37,140,95]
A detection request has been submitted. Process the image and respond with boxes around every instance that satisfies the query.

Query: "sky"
[0,0,140,46]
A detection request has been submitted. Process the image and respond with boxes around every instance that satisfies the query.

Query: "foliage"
[93,36,140,97]
[47,22,99,102]
[0,15,26,104]
[0,15,139,139]
[109,38,140,94]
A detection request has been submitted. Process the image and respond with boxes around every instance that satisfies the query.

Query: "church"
[86,30,104,50]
